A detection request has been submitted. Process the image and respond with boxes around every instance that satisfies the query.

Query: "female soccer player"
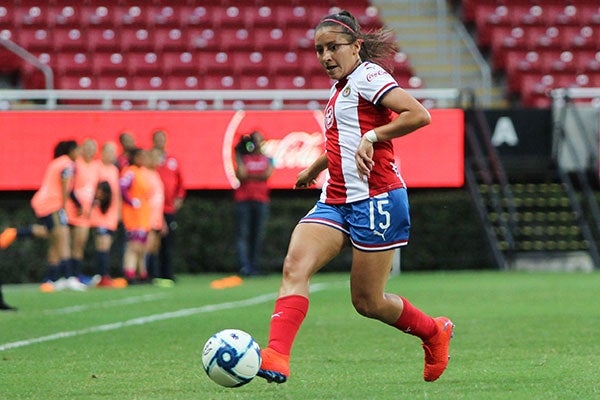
[0,140,85,291]
[66,138,100,283]
[257,11,454,384]
[120,148,152,283]
[89,141,121,287]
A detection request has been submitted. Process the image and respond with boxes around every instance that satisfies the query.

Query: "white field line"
[43,293,169,315]
[0,282,331,352]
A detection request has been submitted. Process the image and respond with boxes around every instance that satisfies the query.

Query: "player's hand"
[294,168,317,189]
[355,137,375,181]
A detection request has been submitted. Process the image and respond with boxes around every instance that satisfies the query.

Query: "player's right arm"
[294,153,328,189]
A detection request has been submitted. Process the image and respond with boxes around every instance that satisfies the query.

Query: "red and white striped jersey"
[320,61,406,204]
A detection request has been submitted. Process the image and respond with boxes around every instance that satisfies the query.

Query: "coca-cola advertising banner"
[0,109,464,190]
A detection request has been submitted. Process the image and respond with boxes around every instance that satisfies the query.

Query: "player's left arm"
[355,87,431,180]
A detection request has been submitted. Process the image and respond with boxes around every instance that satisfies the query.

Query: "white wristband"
[364,130,378,143]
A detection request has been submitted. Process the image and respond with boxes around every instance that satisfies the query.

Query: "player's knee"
[351,294,382,319]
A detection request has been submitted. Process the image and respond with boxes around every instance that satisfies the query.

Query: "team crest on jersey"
[342,86,351,97]
[325,105,334,129]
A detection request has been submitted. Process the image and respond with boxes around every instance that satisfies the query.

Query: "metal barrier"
[0,88,464,111]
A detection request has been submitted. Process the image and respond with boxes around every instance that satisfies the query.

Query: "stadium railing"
[0,88,464,111]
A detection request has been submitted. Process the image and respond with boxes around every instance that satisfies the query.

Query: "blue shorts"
[300,188,410,252]
[37,209,68,231]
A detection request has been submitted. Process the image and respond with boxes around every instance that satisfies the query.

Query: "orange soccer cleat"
[0,228,17,249]
[422,316,454,382]
[256,347,290,384]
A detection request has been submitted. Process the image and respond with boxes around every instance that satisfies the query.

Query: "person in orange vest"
[0,140,85,292]
[89,141,122,288]
[119,148,152,284]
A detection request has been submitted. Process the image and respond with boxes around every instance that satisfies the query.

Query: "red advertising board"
[0,109,463,190]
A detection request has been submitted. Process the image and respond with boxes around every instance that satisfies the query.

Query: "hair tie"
[321,18,355,33]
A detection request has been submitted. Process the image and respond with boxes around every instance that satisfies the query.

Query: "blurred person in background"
[116,132,136,172]
[0,140,84,291]
[0,283,17,311]
[234,131,274,277]
[144,148,166,285]
[151,129,185,284]
[65,138,100,286]
[89,141,123,288]
[120,148,152,284]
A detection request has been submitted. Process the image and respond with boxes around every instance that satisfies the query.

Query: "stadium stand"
[0,0,422,105]
[461,0,600,107]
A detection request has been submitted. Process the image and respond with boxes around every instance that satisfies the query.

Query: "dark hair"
[128,147,143,165]
[316,10,399,73]
[96,181,112,214]
[53,140,78,158]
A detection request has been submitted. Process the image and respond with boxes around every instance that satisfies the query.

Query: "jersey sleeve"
[356,63,399,106]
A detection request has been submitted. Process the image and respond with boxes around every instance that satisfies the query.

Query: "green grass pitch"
[1,271,599,399]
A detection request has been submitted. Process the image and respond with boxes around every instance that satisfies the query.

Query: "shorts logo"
[342,86,351,97]
[325,105,334,129]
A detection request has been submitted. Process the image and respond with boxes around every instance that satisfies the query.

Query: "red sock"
[392,296,437,341]
[267,295,309,355]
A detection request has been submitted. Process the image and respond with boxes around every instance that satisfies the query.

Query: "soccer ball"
[202,329,262,387]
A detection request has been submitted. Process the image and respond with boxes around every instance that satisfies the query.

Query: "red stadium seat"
[253,27,292,51]
[0,5,15,29]
[97,74,131,90]
[275,5,310,28]
[55,52,92,75]
[297,48,323,76]
[52,27,87,51]
[490,26,526,70]
[120,27,154,52]
[210,6,243,28]
[178,5,212,28]
[505,50,544,93]
[81,4,117,27]
[579,50,600,72]
[265,50,302,75]
[544,3,580,26]
[203,74,239,90]
[57,74,96,90]
[231,51,269,75]
[199,51,235,76]
[92,52,126,75]
[238,74,272,90]
[520,73,554,108]
[153,27,187,52]
[14,3,50,27]
[131,75,167,90]
[126,52,161,75]
[148,5,180,27]
[49,3,83,27]
[287,27,314,50]
[245,6,277,28]
[15,28,53,51]
[271,74,309,90]
[113,5,150,27]
[162,51,196,75]
[475,4,510,48]
[545,50,578,74]
[165,74,203,90]
[187,28,219,51]
[218,28,254,51]
[87,27,120,52]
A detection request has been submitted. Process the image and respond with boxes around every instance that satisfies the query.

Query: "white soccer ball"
[202,329,262,387]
